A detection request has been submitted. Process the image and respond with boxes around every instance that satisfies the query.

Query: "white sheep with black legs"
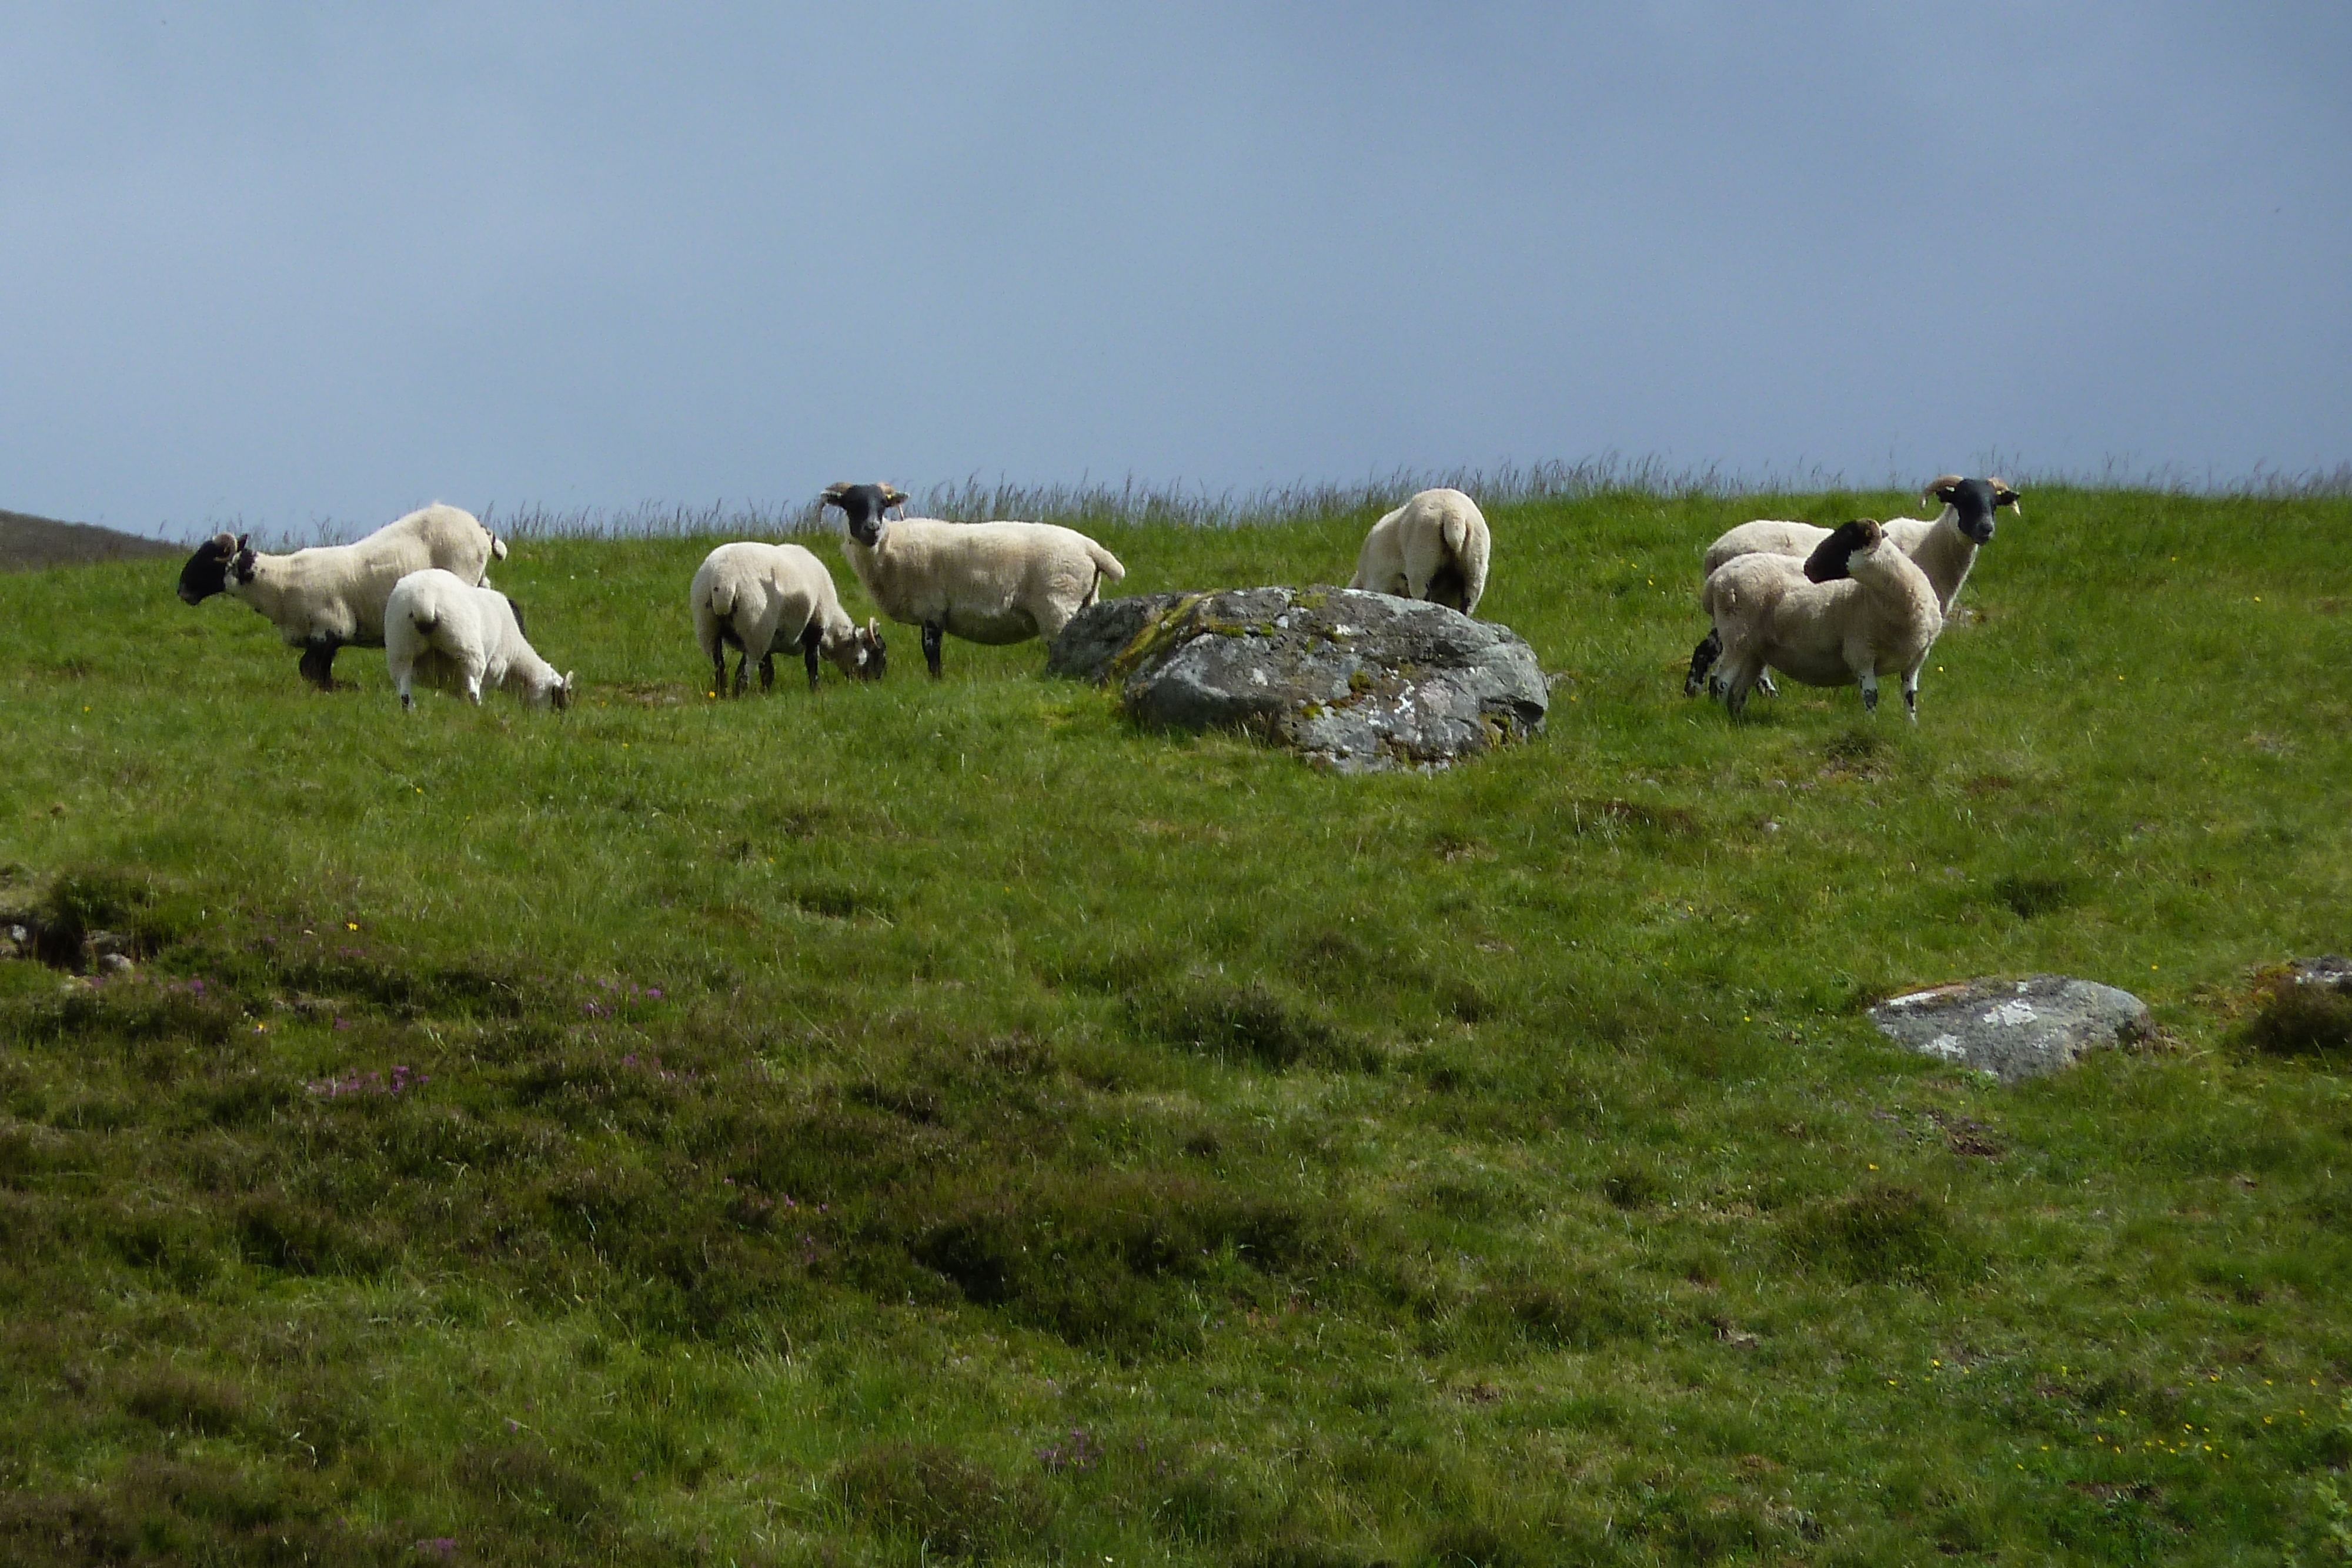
[385,569,574,711]
[821,482,1125,678]
[1702,518,1944,721]
[1686,477,2018,696]
[1347,487,1491,615]
[177,503,508,689]
[691,541,886,695]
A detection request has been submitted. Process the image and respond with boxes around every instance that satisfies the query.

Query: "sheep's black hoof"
[921,623,944,680]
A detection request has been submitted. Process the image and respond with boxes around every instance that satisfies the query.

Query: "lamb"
[1685,477,2018,696]
[820,482,1126,678]
[1701,518,1944,722]
[384,569,574,711]
[177,503,508,689]
[691,541,886,695]
[1347,487,1491,614]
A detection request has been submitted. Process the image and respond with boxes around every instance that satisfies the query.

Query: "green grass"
[2,485,2350,1566]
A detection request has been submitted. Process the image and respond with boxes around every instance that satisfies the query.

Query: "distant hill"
[0,508,182,571]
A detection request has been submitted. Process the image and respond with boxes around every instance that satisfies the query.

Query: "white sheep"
[177,503,508,689]
[820,483,1126,678]
[385,569,574,711]
[1702,518,1944,721]
[1347,487,1491,615]
[1686,476,2018,696]
[691,541,886,695]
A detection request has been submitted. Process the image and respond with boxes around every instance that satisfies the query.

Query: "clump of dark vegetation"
[2239,968,2352,1058]
[1990,872,2080,920]
[1783,1183,1977,1286]
[835,1442,1046,1560]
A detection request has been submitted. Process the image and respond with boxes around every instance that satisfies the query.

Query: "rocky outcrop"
[1869,975,2151,1083]
[1047,587,1546,773]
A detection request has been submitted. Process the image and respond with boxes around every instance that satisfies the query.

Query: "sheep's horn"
[883,486,908,507]
[820,483,851,504]
[210,531,238,551]
[1925,474,1966,502]
[1990,477,2022,512]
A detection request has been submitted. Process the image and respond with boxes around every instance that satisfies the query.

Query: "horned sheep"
[1348,487,1490,615]
[691,541,886,695]
[1700,519,1944,722]
[176,503,507,689]
[821,483,1125,678]
[385,569,574,712]
[1686,477,2018,696]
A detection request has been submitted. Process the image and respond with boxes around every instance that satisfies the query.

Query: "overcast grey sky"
[2,4,2346,536]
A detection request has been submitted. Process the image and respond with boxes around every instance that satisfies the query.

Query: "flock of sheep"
[171,474,2016,725]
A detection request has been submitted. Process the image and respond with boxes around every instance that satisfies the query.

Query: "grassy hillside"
[2,486,2348,1566]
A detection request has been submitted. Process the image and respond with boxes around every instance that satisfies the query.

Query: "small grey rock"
[1869,974,2151,1084]
[2288,956,2352,992]
[1048,586,1546,773]
[96,952,134,975]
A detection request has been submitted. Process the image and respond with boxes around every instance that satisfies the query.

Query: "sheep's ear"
[1992,479,2022,513]
[236,533,250,550]
[820,483,852,506]
[882,486,909,507]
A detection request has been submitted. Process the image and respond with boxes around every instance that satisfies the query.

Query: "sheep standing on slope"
[1348,487,1491,615]
[1685,476,2019,696]
[176,503,508,689]
[1702,519,1943,721]
[821,483,1126,678]
[691,541,886,695]
[385,569,574,712]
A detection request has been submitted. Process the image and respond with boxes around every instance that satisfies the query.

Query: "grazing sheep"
[1348,487,1491,614]
[821,482,1126,678]
[1702,519,1944,721]
[176,503,507,689]
[691,541,886,695]
[1686,476,2019,696]
[385,569,574,711]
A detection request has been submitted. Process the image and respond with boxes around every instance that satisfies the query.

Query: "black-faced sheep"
[1701,519,1944,721]
[385,569,574,711]
[1685,477,2018,696]
[691,541,886,695]
[821,483,1125,678]
[1348,487,1491,614]
[176,503,507,689]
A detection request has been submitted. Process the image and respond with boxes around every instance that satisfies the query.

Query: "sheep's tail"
[409,610,440,637]
[704,579,739,621]
[1440,513,1469,557]
[489,534,509,562]
[1085,541,1126,583]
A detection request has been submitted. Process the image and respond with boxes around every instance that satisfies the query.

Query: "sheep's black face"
[1802,519,1882,583]
[1935,477,2018,546]
[821,483,908,547]
[176,532,243,604]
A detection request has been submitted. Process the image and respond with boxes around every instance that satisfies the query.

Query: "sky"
[1,4,2347,537]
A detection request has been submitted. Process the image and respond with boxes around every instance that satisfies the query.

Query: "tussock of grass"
[2,483,2350,1563]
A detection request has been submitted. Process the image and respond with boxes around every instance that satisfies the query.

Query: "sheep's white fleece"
[385,569,572,710]
[691,542,879,690]
[843,519,1125,644]
[1702,524,1943,721]
[225,504,504,650]
[1348,488,1490,615]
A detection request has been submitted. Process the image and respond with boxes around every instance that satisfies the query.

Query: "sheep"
[1685,476,2018,697]
[176,503,508,689]
[385,568,574,712]
[820,482,1126,678]
[1347,487,1491,614]
[1701,518,1944,721]
[691,541,886,695]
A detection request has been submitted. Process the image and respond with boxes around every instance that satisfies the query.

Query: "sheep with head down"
[691,540,886,695]
[385,569,574,713]
[1347,486,1491,615]
[176,503,507,689]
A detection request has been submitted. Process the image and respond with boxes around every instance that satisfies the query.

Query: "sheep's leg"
[759,651,778,693]
[1684,628,1720,697]
[799,624,823,692]
[709,648,727,697]
[298,638,339,691]
[1859,671,1880,716]
[731,653,749,698]
[921,621,944,679]
[1901,661,1924,723]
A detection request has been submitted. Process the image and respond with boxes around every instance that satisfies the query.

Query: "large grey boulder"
[1869,975,2152,1084]
[1047,587,1546,773]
